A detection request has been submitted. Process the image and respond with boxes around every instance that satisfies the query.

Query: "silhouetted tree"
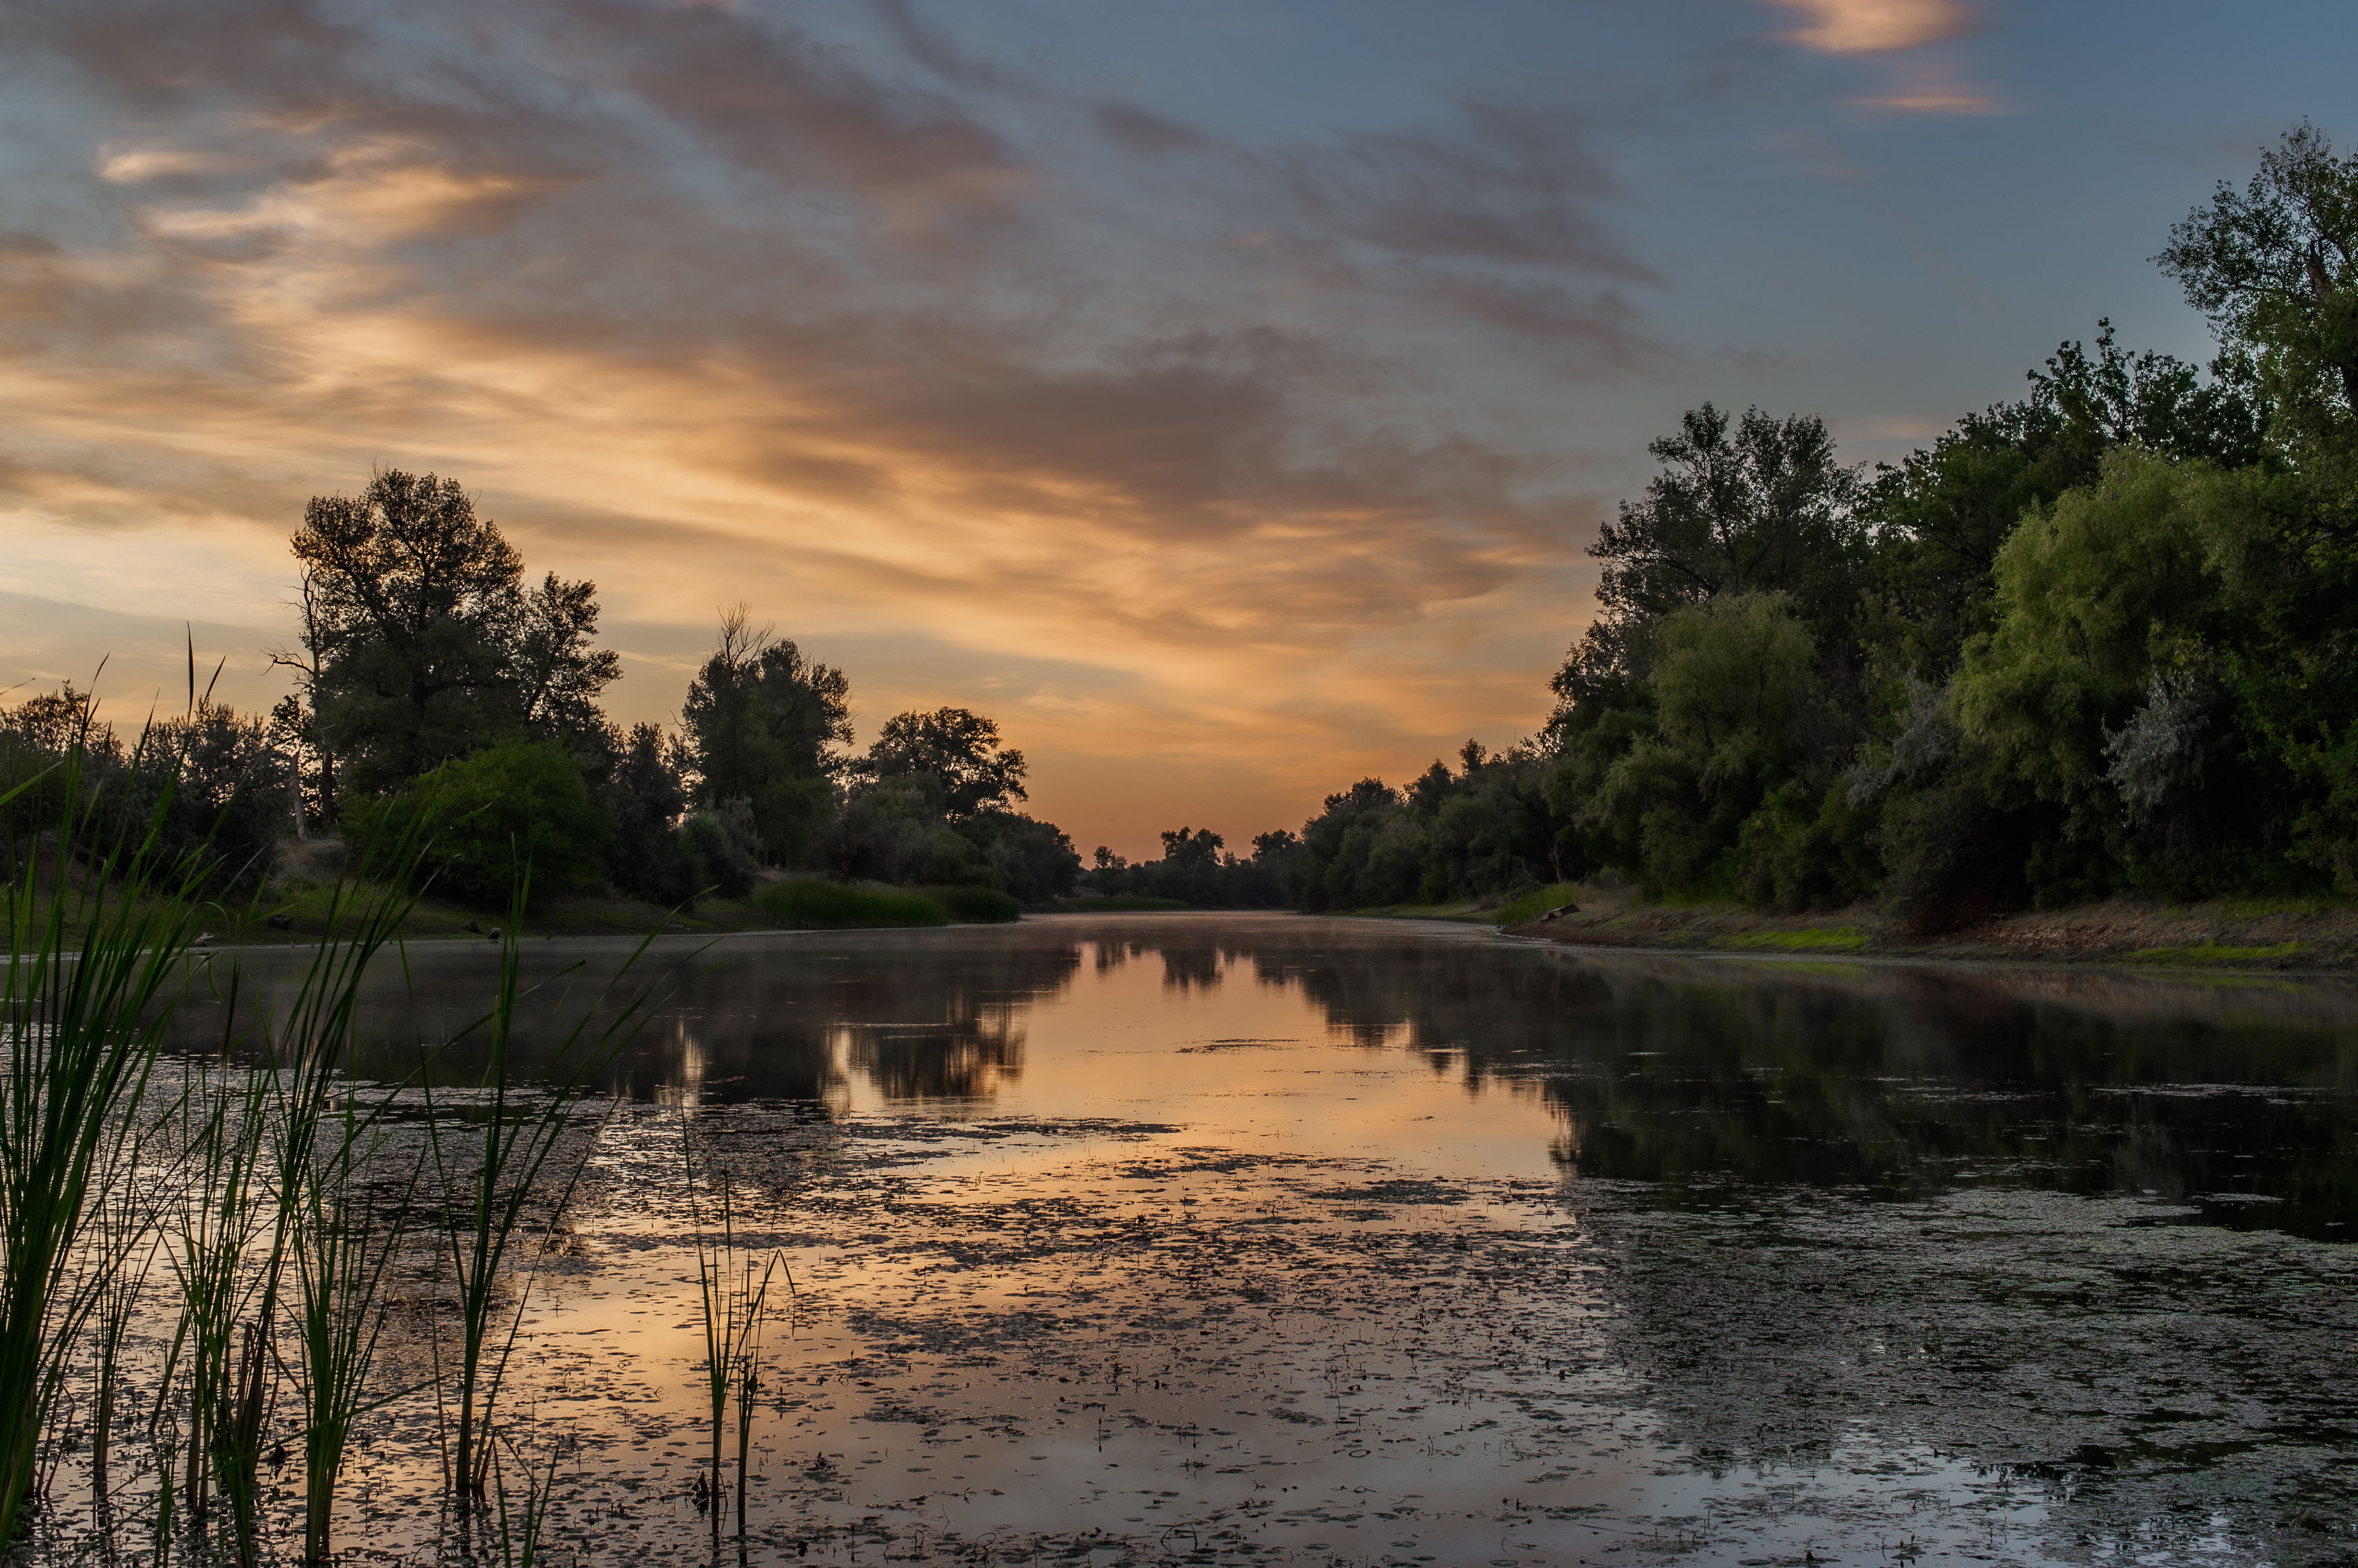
[283,470,619,803]
[678,606,852,863]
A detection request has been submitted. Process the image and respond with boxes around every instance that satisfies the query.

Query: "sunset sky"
[2,0,2349,858]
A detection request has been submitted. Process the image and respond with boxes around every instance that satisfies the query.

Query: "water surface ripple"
[121,915,2358,1564]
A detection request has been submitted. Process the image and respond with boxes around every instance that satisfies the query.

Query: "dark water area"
[138,916,2358,1565]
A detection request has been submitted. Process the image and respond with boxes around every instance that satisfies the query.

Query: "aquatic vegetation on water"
[5,896,2356,1565]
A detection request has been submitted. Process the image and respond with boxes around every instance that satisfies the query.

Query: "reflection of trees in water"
[160,934,1085,1110]
[1269,938,2358,1213]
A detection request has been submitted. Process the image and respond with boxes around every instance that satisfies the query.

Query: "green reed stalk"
[684,1121,788,1540]
[428,873,664,1501]
[290,1097,416,1565]
[236,828,424,1563]
[0,741,210,1547]
[87,1163,164,1519]
[157,1045,275,1566]
[486,1423,565,1568]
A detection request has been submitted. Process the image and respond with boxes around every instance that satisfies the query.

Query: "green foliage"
[1953,448,2226,830]
[1492,882,1582,925]
[347,743,609,907]
[756,879,951,929]
[854,707,1028,821]
[1087,824,1290,907]
[922,884,1023,923]
[290,470,619,804]
[1715,925,1866,951]
[1057,894,1192,911]
[678,608,851,863]
[960,810,1083,903]
[679,800,763,899]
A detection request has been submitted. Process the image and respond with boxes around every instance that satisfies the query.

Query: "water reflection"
[127,917,2358,1563]
[166,919,2358,1235]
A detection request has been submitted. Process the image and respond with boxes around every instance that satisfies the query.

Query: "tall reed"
[236,830,425,1563]
[684,1120,790,1540]
[0,742,211,1546]
[428,876,666,1501]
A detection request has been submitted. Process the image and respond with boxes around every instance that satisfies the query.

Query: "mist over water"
[134,917,2358,1564]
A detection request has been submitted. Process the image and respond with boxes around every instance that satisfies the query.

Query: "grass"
[919,884,1022,923]
[2130,940,2304,965]
[1492,883,1584,926]
[0,744,212,1546]
[1716,927,1868,952]
[758,880,951,929]
[1053,895,1192,912]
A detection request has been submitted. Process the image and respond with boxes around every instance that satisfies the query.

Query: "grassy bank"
[1502,883,2358,972]
[205,842,1034,944]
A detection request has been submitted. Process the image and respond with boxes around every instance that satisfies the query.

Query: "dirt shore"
[1506,885,2358,972]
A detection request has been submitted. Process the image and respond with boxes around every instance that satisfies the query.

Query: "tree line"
[8,125,2351,922]
[1252,123,2358,919]
[4,479,1084,909]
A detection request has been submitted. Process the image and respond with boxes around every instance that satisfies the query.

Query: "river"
[90,915,2358,1564]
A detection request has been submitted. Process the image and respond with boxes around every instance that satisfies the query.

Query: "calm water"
[115,916,2358,1564]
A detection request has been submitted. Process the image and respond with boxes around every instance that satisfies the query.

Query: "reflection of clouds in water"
[164,923,2358,1221]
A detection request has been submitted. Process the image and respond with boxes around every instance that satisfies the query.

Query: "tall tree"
[1585,404,1866,657]
[2158,121,2358,424]
[1868,322,2265,675]
[678,606,852,863]
[285,470,618,801]
[854,708,1027,822]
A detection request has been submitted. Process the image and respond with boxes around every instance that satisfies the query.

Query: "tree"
[854,707,1028,822]
[2158,121,2358,422]
[678,607,852,863]
[1581,404,1866,671]
[1866,323,2265,678]
[285,471,619,801]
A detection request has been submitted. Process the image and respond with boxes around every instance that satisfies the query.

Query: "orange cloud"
[0,0,1651,857]
[1767,0,1983,54]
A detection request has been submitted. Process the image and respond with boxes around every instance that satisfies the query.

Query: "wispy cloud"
[1767,0,1984,55]
[0,0,1627,847]
[1762,0,2004,114]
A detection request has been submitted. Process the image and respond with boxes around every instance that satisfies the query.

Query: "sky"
[1,0,2352,859]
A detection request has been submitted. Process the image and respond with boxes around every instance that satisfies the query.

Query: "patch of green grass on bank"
[757,880,950,929]
[1493,883,1583,926]
[2214,894,2353,919]
[2130,940,2303,965]
[1054,896,1192,911]
[1716,927,1867,952]
[920,884,1023,923]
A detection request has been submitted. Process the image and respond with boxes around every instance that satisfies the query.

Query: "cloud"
[1095,101,1214,161]
[1766,0,1984,55]
[0,0,1628,853]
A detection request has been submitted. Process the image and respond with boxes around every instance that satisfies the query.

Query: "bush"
[679,799,762,899]
[346,743,608,907]
[1492,882,1582,925]
[921,884,1021,923]
[757,880,949,929]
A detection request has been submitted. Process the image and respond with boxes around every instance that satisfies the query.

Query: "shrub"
[679,799,762,899]
[757,880,949,929]
[921,884,1021,923]
[346,743,608,907]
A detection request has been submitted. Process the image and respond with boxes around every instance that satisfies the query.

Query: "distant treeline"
[11,126,2355,923]
[1230,124,2358,919]
[3,479,1083,909]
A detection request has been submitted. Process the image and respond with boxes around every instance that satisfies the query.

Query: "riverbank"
[1502,883,2358,972]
